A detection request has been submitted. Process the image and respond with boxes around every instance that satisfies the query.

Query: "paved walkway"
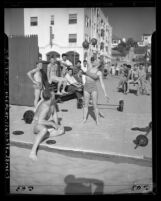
[10,76,152,166]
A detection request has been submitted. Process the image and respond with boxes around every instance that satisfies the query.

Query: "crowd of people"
[117,62,151,95]
[27,53,110,160]
[26,51,152,160]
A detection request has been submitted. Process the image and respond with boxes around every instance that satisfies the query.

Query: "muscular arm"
[27,68,39,84]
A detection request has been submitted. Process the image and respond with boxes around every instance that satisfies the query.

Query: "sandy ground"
[10,146,152,195]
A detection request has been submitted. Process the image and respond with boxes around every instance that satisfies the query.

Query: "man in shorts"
[60,53,73,77]
[27,62,43,111]
[47,57,68,95]
[29,89,64,161]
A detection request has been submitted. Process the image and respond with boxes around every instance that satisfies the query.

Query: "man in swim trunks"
[29,89,64,161]
[27,62,43,111]
[47,57,68,95]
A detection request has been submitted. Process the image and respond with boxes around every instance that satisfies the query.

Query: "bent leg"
[83,90,90,123]
[61,78,68,93]
[91,91,99,125]
[29,125,48,161]
[34,89,41,110]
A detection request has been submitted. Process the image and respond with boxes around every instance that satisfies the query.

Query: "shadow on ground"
[64,174,104,195]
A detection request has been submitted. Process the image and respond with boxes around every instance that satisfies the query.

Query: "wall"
[24,8,85,61]
[4,8,24,36]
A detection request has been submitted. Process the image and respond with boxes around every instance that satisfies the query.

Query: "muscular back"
[34,101,53,122]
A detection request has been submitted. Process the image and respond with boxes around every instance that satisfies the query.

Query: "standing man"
[81,60,88,85]
[29,89,64,161]
[27,62,43,111]
[47,57,67,95]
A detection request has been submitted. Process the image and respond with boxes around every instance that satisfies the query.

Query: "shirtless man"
[47,57,68,95]
[27,62,43,111]
[29,89,64,161]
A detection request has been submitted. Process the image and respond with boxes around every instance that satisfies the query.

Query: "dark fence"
[9,35,39,106]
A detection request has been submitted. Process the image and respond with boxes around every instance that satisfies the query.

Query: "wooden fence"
[9,35,39,106]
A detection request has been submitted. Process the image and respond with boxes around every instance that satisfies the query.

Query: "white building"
[111,35,121,48]
[5,8,112,63]
[137,34,152,47]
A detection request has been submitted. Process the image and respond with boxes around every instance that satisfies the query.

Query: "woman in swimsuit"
[82,56,110,125]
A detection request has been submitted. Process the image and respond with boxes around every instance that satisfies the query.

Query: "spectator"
[115,64,120,76]
[73,60,82,75]
[65,68,83,108]
[117,64,132,93]
[27,62,43,111]
[73,60,83,84]
[47,57,67,95]
[138,64,149,95]
[81,60,88,85]
[126,65,140,95]
[60,53,73,77]
[111,65,115,76]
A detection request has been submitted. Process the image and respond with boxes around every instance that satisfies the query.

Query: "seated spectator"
[73,60,82,75]
[60,53,73,77]
[138,64,149,95]
[126,65,140,95]
[47,57,68,95]
[117,64,132,93]
[115,64,120,76]
[147,64,151,84]
[65,68,83,108]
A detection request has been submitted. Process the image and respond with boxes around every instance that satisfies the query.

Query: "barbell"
[133,122,152,149]
[98,100,124,112]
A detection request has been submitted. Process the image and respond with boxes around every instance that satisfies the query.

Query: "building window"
[69,34,77,43]
[30,17,38,26]
[69,14,77,24]
[85,16,90,27]
[51,15,54,25]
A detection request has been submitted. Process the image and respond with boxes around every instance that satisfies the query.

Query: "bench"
[40,62,82,102]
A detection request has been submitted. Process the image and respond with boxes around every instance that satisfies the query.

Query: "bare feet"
[61,90,68,94]
[82,119,87,124]
[56,91,63,95]
[96,120,100,126]
[29,152,38,161]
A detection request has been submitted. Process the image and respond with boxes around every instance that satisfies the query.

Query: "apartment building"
[5,8,112,63]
